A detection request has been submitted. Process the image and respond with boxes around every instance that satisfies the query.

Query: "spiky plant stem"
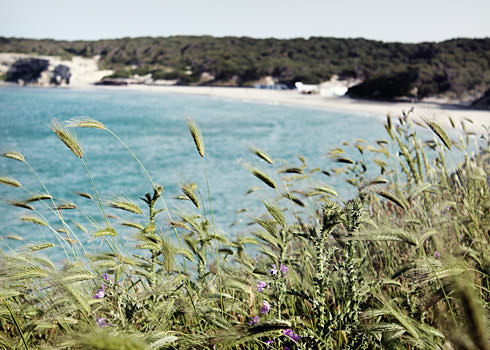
[106,129,184,249]
[3,298,29,350]
[81,159,118,255]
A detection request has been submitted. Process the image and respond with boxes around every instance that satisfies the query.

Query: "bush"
[347,69,419,99]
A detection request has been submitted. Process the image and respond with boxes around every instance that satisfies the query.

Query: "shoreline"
[98,84,490,134]
[1,82,489,133]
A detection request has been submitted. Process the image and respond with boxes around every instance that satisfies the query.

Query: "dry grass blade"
[376,189,407,210]
[106,195,143,214]
[249,168,276,189]
[248,146,273,164]
[187,117,205,157]
[422,117,452,150]
[1,151,25,162]
[65,117,107,130]
[0,176,22,188]
[50,119,83,159]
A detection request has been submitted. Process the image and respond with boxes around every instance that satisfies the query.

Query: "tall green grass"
[0,111,488,350]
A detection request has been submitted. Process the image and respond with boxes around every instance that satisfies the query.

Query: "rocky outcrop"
[4,58,72,86]
[6,58,49,84]
[50,64,71,85]
[472,88,490,110]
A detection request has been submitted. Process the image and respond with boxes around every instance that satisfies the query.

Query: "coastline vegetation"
[0,111,489,349]
[1,36,489,99]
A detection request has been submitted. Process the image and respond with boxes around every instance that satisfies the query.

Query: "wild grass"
[0,110,489,350]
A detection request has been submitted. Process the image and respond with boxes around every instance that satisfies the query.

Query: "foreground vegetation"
[1,36,490,100]
[0,111,489,349]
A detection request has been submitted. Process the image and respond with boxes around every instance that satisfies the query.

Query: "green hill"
[1,36,489,99]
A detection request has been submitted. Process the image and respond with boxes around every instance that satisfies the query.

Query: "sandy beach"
[108,84,490,134]
[1,51,489,133]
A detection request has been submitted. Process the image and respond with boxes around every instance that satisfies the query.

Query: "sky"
[0,0,489,43]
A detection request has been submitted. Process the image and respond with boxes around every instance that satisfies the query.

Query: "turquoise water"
[0,86,386,258]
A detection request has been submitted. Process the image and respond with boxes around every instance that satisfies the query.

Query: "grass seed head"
[66,117,107,130]
[1,151,25,162]
[50,119,83,159]
[187,117,205,158]
[422,117,452,151]
[0,176,22,188]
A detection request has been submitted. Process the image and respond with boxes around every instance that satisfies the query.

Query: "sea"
[0,86,387,260]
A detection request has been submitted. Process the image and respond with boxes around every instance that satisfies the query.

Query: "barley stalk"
[187,117,205,157]
[50,119,83,159]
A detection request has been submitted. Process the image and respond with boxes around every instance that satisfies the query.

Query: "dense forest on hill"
[1,36,490,99]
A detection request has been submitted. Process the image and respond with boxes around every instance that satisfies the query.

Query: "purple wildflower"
[283,328,301,342]
[260,300,270,314]
[257,281,267,292]
[269,264,278,275]
[265,340,274,345]
[94,283,106,299]
[96,317,114,328]
[280,264,288,276]
[249,316,259,325]
[102,272,110,282]
[283,347,290,350]
[434,251,440,259]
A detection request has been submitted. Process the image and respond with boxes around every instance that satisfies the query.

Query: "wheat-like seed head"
[1,151,25,162]
[180,182,200,209]
[0,176,22,188]
[186,117,205,158]
[25,194,52,202]
[66,117,107,130]
[422,117,452,151]
[10,201,34,211]
[106,194,143,214]
[50,119,83,159]
[246,166,276,189]
[21,215,48,226]
[376,189,407,210]
[248,146,273,164]
[75,191,93,200]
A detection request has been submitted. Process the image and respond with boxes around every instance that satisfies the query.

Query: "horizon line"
[2,34,490,45]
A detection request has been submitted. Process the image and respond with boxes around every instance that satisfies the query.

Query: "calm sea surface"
[0,86,386,259]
